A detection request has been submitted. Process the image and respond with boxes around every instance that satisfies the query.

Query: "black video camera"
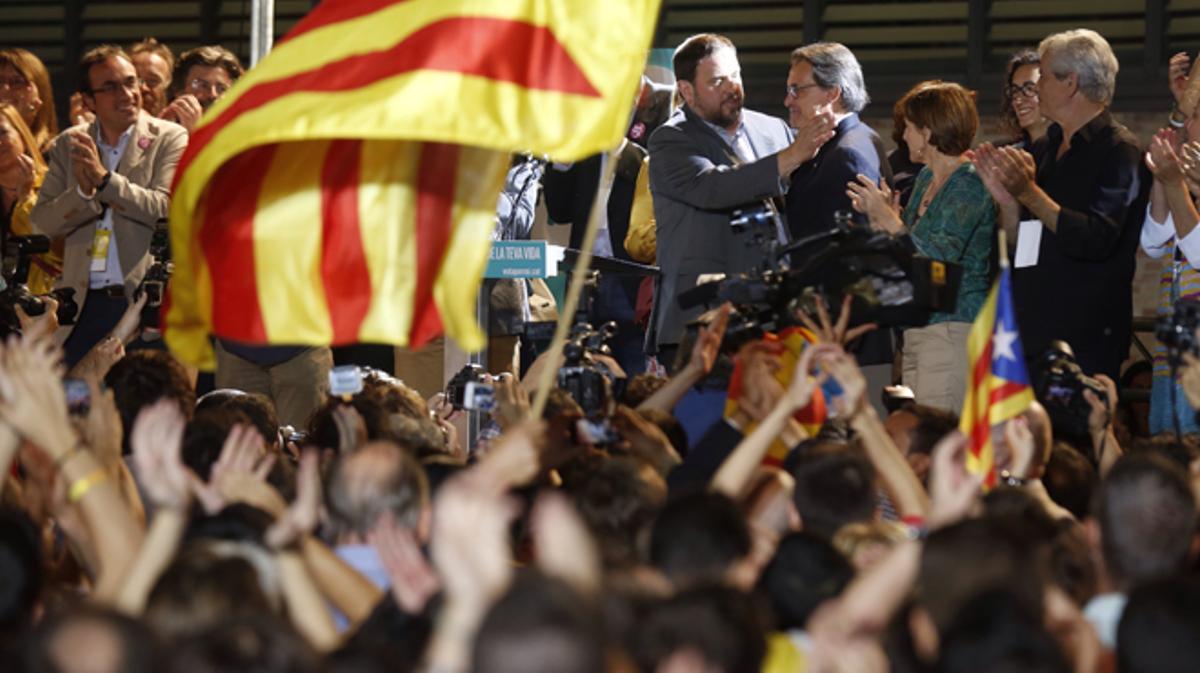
[137,221,172,333]
[557,321,618,420]
[0,235,79,337]
[1155,298,1200,364]
[446,364,495,412]
[1033,341,1107,438]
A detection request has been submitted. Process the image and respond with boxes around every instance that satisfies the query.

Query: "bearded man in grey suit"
[648,33,835,365]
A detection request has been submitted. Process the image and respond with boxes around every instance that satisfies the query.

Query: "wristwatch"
[1169,105,1187,129]
[998,470,1028,487]
[96,170,112,194]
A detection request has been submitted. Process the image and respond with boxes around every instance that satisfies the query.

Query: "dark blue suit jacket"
[785,113,891,242]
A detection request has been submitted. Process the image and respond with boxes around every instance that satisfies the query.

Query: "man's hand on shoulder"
[778,111,835,178]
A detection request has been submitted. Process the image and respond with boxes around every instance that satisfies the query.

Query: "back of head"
[759,531,854,631]
[937,589,1071,673]
[473,571,604,673]
[1117,575,1200,673]
[789,41,868,113]
[672,33,734,84]
[649,491,751,587]
[1095,453,1197,590]
[905,404,959,456]
[898,80,979,156]
[361,369,429,420]
[1042,442,1096,520]
[1037,28,1118,105]
[560,453,665,570]
[195,390,279,447]
[327,441,429,539]
[21,603,160,673]
[919,518,1045,635]
[631,584,766,673]
[791,446,876,540]
[635,407,689,459]
[0,508,41,638]
[106,351,196,454]
[168,615,316,673]
[144,541,278,643]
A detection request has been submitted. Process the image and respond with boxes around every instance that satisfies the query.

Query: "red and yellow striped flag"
[165,0,662,367]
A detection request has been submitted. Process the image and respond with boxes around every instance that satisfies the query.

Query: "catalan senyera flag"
[166,0,662,367]
[959,265,1034,488]
[725,328,828,466]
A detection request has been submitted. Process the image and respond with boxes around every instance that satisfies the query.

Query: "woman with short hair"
[846,81,995,412]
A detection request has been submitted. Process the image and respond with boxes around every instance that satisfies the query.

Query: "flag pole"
[997,227,1009,268]
[529,149,621,418]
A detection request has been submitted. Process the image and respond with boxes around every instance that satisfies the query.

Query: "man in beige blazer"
[32,44,187,366]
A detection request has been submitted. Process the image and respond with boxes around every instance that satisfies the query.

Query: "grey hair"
[1037,29,1118,105]
[790,42,869,113]
[327,442,430,538]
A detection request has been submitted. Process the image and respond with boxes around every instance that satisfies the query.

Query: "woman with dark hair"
[0,49,57,154]
[846,81,995,412]
[1000,49,1049,150]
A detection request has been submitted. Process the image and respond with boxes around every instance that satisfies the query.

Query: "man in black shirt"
[973,29,1147,380]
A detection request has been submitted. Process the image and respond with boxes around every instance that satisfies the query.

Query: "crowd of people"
[0,24,1199,673]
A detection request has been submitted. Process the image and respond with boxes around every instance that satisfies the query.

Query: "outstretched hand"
[927,431,983,530]
[130,399,191,510]
[797,294,877,347]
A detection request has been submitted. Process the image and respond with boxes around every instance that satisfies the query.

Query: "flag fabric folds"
[959,265,1035,488]
[165,0,663,367]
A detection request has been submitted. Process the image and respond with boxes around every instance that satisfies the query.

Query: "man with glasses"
[648,33,834,363]
[161,45,244,133]
[783,42,891,242]
[30,45,187,365]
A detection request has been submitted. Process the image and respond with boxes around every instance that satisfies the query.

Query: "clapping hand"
[130,399,191,510]
[1146,128,1187,184]
[67,130,106,195]
[160,95,203,132]
[927,431,983,530]
[1170,52,1193,104]
[845,174,900,233]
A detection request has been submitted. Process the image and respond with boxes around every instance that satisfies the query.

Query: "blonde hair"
[0,102,47,176]
[832,520,908,561]
[0,48,58,152]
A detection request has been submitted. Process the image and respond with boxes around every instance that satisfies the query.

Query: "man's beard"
[700,94,743,128]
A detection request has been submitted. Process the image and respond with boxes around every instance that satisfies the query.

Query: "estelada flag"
[165,0,662,367]
[958,265,1034,488]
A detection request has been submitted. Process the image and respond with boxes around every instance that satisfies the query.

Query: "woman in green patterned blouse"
[847,81,996,413]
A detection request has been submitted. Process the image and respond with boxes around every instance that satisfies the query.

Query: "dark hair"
[78,44,133,94]
[106,351,197,455]
[1000,49,1040,138]
[361,368,429,420]
[631,584,766,673]
[789,41,869,113]
[758,531,854,630]
[473,571,605,673]
[898,80,979,157]
[22,603,161,673]
[672,33,735,84]
[181,407,261,481]
[636,408,689,459]
[791,446,876,540]
[649,491,751,586]
[195,390,279,447]
[326,441,429,537]
[172,45,243,95]
[919,518,1045,634]
[560,453,665,569]
[1095,453,1198,589]
[168,615,317,673]
[1041,442,1096,520]
[1117,575,1200,673]
[937,589,1071,673]
[146,544,278,643]
[904,404,959,456]
[306,393,391,452]
[0,508,41,639]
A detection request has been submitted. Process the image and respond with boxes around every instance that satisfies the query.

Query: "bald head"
[327,441,429,541]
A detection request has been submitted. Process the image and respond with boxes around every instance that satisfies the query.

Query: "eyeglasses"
[786,82,821,99]
[188,77,230,96]
[92,77,141,96]
[1006,82,1038,99]
[0,76,30,91]
[141,76,167,90]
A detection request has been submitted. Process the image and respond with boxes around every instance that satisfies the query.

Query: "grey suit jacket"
[647,105,792,349]
[31,111,187,341]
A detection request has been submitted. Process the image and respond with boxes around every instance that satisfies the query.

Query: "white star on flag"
[992,324,1018,362]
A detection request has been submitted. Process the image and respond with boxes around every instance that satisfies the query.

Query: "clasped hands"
[66,130,108,197]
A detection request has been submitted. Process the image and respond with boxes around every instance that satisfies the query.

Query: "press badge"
[90,228,111,272]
